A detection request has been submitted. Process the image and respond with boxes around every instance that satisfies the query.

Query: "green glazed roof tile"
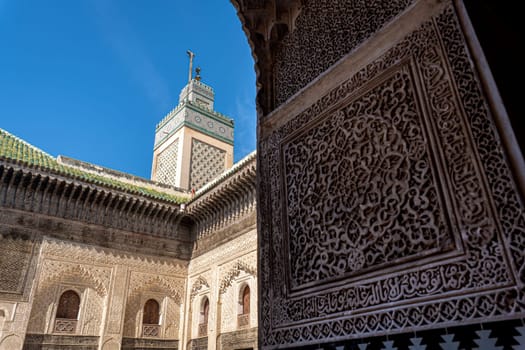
[0,128,189,204]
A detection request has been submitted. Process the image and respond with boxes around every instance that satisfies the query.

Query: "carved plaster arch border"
[190,276,209,301]
[219,261,256,295]
[123,275,182,338]
[130,275,183,304]
[45,264,108,297]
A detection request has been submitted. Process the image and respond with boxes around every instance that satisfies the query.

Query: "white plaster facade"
[185,227,257,349]
[0,128,257,350]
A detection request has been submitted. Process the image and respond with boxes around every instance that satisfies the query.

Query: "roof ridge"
[58,155,189,196]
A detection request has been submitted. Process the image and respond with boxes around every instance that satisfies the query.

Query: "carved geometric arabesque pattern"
[189,228,257,270]
[81,289,104,335]
[155,139,179,187]
[26,260,110,335]
[273,0,416,107]
[40,260,110,297]
[41,239,187,276]
[219,270,257,334]
[123,272,184,338]
[220,285,235,332]
[219,260,256,294]
[190,276,209,300]
[283,69,453,289]
[190,139,226,190]
[258,4,525,348]
[164,297,180,339]
[0,234,35,296]
[129,274,183,304]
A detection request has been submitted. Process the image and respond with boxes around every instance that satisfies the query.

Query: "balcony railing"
[142,324,160,337]
[198,323,208,337]
[238,313,250,328]
[54,318,77,333]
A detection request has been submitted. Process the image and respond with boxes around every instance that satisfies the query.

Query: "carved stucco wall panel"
[218,252,257,333]
[26,259,109,335]
[219,271,256,334]
[273,0,417,108]
[189,228,257,273]
[122,271,184,339]
[185,228,257,346]
[0,302,30,349]
[258,2,525,348]
[220,286,235,333]
[0,232,38,299]
[25,237,187,344]
[164,296,181,339]
[188,274,210,340]
[40,239,188,276]
[82,288,104,336]
[218,255,256,294]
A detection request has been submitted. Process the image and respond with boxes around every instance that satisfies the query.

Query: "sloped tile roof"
[0,128,189,204]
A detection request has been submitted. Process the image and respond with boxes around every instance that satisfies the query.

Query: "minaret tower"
[151,51,234,190]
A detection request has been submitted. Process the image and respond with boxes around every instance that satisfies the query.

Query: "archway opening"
[54,290,80,334]
[198,297,209,337]
[142,299,160,337]
[238,284,250,328]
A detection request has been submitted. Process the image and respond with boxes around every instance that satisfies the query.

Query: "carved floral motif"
[273,0,416,107]
[190,276,209,300]
[259,3,525,347]
[219,260,256,294]
[283,68,453,288]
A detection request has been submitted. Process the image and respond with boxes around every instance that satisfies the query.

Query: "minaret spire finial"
[186,50,195,83]
[195,67,201,81]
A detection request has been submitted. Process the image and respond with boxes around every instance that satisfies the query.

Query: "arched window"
[198,297,209,337]
[54,290,80,333]
[56,290,80,320]
[143,299,160,325]
[142,299,160,337]
[241,285,250,315]
[238,285,250,328]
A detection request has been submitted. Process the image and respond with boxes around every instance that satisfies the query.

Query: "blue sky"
[0,0,256,179]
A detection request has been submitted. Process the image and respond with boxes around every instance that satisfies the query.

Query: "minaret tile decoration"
[151,51,234,190]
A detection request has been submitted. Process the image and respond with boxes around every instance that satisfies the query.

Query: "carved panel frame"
[258,2,525,348]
